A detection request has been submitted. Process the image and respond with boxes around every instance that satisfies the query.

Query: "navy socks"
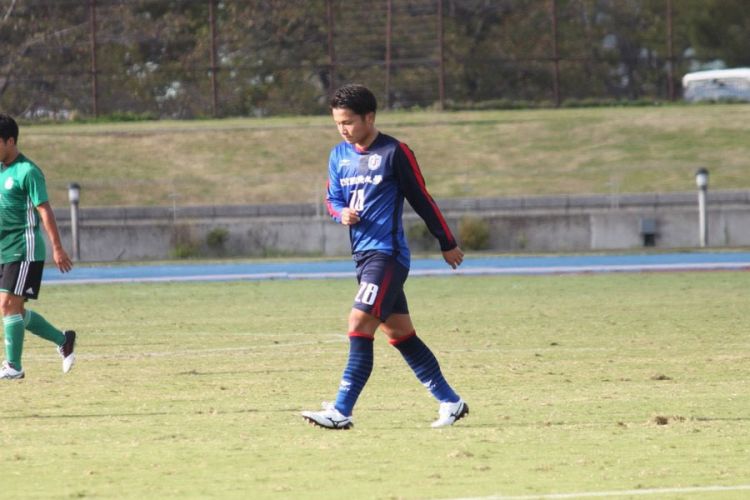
[332,331,459,416]
[391,332,460,403]
[334,332,374,416]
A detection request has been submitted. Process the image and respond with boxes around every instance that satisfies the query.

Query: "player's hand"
[341,208,360,225]
[53,246,73,273]
[442,246,464,269]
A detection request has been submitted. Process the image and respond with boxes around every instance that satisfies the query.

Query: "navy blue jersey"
[326,133,456,268]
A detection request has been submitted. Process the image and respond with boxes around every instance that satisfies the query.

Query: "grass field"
[2,271,749,499]
[22,104,750,207]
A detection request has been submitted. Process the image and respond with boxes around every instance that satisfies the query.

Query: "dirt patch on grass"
[651,415,687,426]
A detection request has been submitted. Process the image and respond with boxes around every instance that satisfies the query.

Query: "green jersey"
[0,153,48,263]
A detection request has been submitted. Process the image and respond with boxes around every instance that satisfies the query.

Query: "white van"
[682,68,750,102]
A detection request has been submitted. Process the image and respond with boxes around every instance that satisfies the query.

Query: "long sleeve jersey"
[326,132,456,269]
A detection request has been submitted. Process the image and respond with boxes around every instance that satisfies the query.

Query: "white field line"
[42,271,352,285]
[41,261,750,285]
[420,262,750,276]
[72,331,330,338]
[26,337,610,361]
[32,331,580,362]
[24,334,348,361]
[448,483,750,500]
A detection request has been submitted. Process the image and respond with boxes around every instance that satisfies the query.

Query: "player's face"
[332,107,376,148]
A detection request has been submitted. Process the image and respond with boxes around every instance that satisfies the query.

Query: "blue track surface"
[43,252,750,285]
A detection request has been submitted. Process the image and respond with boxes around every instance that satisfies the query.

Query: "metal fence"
[0,0,717,119]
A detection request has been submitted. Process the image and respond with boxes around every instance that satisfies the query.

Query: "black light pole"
[695,168,709,247]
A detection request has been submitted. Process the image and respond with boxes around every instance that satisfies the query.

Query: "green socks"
[4,314,25,369]
[3,311,66,370]
[24,309,65,346]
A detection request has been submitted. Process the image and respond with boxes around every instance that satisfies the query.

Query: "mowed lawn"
[1,271,749,499]
[22,104,750,207]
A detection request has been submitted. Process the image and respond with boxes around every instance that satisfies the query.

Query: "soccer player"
[301,84,468,429]
[0,114,76,380]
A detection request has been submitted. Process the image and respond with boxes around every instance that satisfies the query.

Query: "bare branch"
[2,0,18,24]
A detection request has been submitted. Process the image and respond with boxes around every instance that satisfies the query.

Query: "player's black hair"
[330,84,377,117]
[0,114,19,143]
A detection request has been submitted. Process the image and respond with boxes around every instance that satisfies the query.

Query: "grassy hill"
[21,104,750,208]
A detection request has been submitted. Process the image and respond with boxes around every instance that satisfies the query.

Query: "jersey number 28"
[349,188,365,211]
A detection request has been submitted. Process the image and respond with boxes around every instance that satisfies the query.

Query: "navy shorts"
[352,251,409,321]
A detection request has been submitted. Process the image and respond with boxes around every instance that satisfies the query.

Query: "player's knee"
[382,328,412,343]
[0,296,21,316]
[348,308,379,334]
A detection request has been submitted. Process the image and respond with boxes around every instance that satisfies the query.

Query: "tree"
[219,0,328,116]
[0,0,89,117]
[0,0,741,117]
[688,0,750,67]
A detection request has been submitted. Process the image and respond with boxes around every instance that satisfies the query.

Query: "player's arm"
[395,143,463,269]
[36,202,73,273]
[326,154,359,225]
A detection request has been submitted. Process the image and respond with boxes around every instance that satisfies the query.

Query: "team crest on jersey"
[4,178,12,190]
[339,159,351,168]
[368,154,382,170]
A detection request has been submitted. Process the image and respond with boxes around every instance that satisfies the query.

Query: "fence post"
[666,0,675,101]
[89,0,98,117]
[550,0,561,107]
[208,0,219,117]
[437,0,445,110]
[385,0,393,109]
[326,0,337,96]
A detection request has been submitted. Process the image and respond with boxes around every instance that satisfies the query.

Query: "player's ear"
[365,111,376,126]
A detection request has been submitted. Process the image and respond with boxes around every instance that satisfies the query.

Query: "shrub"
[459,217,490,251]
[171,224,199,259]
[75,111,159,123]
[171,243,199,259]
[406,223,435,251]
[206,227,229,251]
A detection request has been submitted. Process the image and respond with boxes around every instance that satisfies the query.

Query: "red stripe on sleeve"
[398,143,455,245]
[325,179,341,218]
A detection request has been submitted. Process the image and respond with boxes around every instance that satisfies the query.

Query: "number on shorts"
[355,282,379,305]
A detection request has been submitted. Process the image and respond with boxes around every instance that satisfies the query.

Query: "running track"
[43,252,750,285]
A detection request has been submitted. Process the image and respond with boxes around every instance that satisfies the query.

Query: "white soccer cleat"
[301,402,353,430]
[57,330,76,373]
[431,399,469,428]
[0,360,25,380]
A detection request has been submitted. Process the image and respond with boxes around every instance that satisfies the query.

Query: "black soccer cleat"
[58,330,76,373]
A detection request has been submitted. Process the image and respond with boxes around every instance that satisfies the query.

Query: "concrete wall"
[50,190,750,262]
